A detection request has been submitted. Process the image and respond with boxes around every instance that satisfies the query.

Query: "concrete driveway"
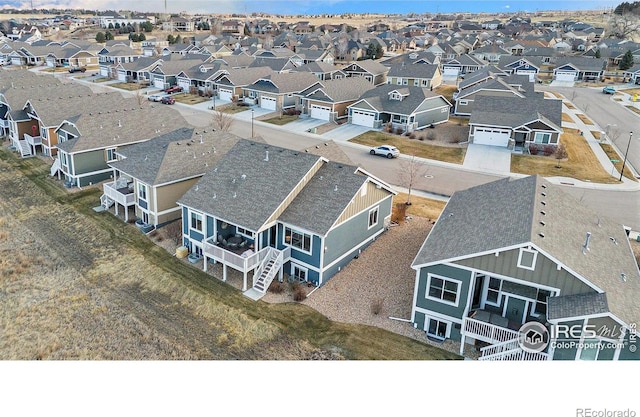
[321,124,372,141]
[550,80,575,88]
[282,117,328,133]
[463,144,512,174]
[234,106,273,121]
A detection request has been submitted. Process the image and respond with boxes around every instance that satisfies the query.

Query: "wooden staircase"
[252,248,283,294]
[17,140,33,158]
[100,194,114,209]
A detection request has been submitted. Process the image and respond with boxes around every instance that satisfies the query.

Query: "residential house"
[104,128,245,226]
[347,84,451,132]
[213,66,273,103]
[98,44,143,78]
[411,175,640,360]
[553,57,606,82]
[243,72,320,111]
[496,56,544,82]
[162,17,196,32]
[177,139,395,297]
[296,77,375,122]
[470,44,512,64]
[114,56,162,83]
[148,54,212,90]
[467,93,562,151]
[386,63,443,90]
[293,62,345,81]
[221,20,245,36]
[441,54,486,77]
[342,59,389,86]
[54,98,190,188]
[454,74,532,116]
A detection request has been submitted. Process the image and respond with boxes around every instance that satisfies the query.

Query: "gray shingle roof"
[178,139,323,232]
[387,63,439,79]
[351,83,449,115]
[412,175,640,326]
[245,71,320,94]
[111,128,252,186]
[299,77,374,103]
[279,162,366,235]
[554,56,606,71]
[547,293,609,321]
[469,93,562,130]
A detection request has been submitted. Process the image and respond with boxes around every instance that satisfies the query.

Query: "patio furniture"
[228,235,243,246]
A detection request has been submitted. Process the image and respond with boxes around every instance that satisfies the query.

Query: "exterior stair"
[50,157,61,177]
[100,194,114,209]
[17,140,33,158]
[478,337,550,361]
[252,248,284,294]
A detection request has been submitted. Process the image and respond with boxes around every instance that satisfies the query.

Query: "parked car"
[148,93,166,102]
[165,86,183,94]
[161,96,176,105]
[68,66,86,73]
[370,145,400,159]
[603,86,616,94]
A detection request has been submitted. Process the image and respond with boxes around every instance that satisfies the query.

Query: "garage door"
[118,71,127,82]
[517,70,536,82]
[100,67,109,77]
[555,71,576,82]
[473,128,510,147]
[443,67,460,76]
[219,88,233,102]
[178,79,191,92]
[310,104,331,121]
[154,77,165,89]
[261,96,277,111]
[351,109,376,128]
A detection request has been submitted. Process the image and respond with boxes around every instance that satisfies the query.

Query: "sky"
[0,0,626,15]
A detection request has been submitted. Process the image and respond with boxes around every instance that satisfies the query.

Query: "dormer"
[388,89,410,101]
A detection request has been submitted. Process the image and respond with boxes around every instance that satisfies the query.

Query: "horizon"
[0,1,625,16]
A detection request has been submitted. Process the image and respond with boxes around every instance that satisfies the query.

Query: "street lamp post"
[212,90,216,111]
[620,131,633,182]
[251,109,254,138]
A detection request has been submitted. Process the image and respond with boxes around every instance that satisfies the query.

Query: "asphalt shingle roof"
[299,77,374,103]
[469,92,562,130]
[178,139,323,232]
[352,83,448,115]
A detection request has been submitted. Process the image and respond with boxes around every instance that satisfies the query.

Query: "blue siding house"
[411,176,640,361]
[177,139,395,299]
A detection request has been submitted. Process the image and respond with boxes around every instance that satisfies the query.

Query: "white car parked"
[370,145,400,159]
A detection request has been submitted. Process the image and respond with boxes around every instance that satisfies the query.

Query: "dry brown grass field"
[0,148,457,360]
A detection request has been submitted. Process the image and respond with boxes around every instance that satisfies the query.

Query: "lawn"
[216,104,251,114]
[0,149,458,360]
[448,116,469,126]
[262,114,299,125]
[620,87,640,96]
[108,82,143,91]
[350,131,466,164]
[511,128,620,183]
[576,114,594,125]
[625,106,640,115]
[600,143,638,181]
[393,193,446,221]
[172,93,209,105]
[434,85,457,105]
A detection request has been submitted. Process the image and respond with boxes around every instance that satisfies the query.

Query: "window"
[578,339,601,361]
[106,148,117,162]
[534,289,552,316]
[284,226,312,253]
[291,263,308,282]
[138,183,147,201]
[427,317,448,340]
[190,211,203,232]
[397,79,402,85]
[368,206,379,229]
[533,132,557,144]
[236,226,252,238]
[486,277,502,306]
[427,275,460,306]
[60,152,68,168]
[441,107,448,113]
[518,248,538,270]
[421,79,428,87]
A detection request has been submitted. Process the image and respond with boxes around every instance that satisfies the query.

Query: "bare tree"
[336,34,349,61]
[263,34,273,50]
[212,110,234,132]
[398,154,429,206]
[165,221,182,246]
[609,13,640,39]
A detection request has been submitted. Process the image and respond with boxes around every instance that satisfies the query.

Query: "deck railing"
[204,239,269,273]
[463,317,519,345]
[103,182,135,207]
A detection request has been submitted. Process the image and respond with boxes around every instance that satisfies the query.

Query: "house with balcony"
[411,175,640,360]
[103,128,245,226]
[54,98,190,188]
[347,84,451,132]
[177,139,395,299]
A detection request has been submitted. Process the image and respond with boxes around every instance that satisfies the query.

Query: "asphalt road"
[69,73,640,229]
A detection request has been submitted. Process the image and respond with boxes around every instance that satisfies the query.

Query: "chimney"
[582,232,592,254]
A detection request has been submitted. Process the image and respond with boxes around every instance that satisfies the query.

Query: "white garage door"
[310,104,331,121]
[351,109,376,128]
[178,79,191,92]
[443,67,460,76]
[473,128,511,147]
[154,77,165,89]
[118,71,127,82]
[100,67,109,77]
[555,71,576,82]
[517,70,536,82]
[261,96,277,111]
[219,88,233,102]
